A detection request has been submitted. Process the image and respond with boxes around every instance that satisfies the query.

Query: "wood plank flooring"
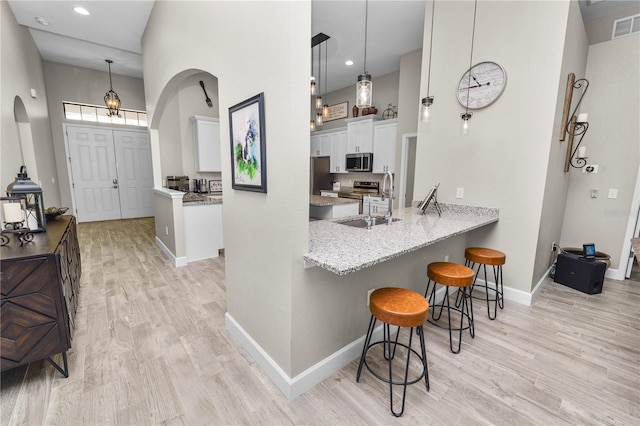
[2,217,639,425]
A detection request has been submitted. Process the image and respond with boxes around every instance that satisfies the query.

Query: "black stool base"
[425,281,474,354]
[463,260,504,320]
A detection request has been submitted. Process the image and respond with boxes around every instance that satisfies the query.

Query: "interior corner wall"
[42,61,146,209]
[396,48,422,152]
[414,0,571,294]
[1,2,60,206]
[533,0,589,286]
[560,34,640,272]
[142,0,311,377]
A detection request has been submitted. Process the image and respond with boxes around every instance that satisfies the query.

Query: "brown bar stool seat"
[424,262,475,353]
[356,287,430,417]
[462,247,506,320]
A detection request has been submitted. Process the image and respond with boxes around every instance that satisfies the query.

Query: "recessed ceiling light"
[73,6,90,16]
[35,16,49,26]
[345,60,354,66]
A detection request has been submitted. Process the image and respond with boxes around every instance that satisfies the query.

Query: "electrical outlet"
[367,288,375,306]
[608,189,618,199]
[444,255,449,262]
[591,188,599,199]
[165,225,169,235]
[551,241,556,252]
[456,188,464,199]
[583,165,599,173]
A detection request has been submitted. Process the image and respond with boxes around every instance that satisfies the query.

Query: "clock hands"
[459,81,491,91]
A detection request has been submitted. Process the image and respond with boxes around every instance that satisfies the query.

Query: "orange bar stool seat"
[356,287,430,417]
[463,247,506,320]
[424,262,475,354]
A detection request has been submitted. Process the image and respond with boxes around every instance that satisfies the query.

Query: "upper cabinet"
[330,130,348,173]
[310,133,331,157]
[345,116,381,153]
[191,116,221,172]
[373,119,397,173]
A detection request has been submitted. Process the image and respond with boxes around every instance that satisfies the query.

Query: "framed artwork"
[324,101,349,122]
[228,93,267,192]
[209,179,222,194]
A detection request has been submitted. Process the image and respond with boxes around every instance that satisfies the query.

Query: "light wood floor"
[2,217,639,425]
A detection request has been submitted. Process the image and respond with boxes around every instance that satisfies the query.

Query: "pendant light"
[104,59,121,118]
[356,0,372,108]
[421,0,436,122]
[310,43,316,95]
[315,43,323,112]
[323,39,329,118]
[460,0,477,135]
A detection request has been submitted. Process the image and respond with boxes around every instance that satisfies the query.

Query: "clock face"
[457,61,507,109]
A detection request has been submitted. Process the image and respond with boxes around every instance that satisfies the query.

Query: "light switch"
[591,188,598,198]
[608,189,618,199]
[456,188,464,199]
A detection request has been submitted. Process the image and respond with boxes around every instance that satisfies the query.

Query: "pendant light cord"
[363,0,368,73]
[324,40,328,103]
[465,0,478,114]
[426,0,435,96]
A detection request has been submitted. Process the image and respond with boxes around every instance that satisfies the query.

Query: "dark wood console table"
[1,215,81,377]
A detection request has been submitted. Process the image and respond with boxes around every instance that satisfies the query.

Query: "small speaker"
[554,253,606,294]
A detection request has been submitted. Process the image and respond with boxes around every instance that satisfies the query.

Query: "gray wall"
[584,4,640,45]
[1,2,59,207]
[560,34,640,271]
[42,61,146,209]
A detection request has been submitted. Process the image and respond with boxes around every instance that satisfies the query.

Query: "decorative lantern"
[6,166,46,232]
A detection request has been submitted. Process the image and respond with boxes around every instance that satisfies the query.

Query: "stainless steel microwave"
[345,153,373,172]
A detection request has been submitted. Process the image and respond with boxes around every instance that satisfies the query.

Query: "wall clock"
[457,61,507,109]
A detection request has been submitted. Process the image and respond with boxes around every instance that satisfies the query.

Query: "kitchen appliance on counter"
[345,153,373,172]
[337,181,379,214]
[167,176,189,192]
[193,178,208,193]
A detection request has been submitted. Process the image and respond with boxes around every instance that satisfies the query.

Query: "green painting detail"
[234,118,259,180]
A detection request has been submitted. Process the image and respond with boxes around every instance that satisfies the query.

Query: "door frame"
[620,163,640,279]
[398,132,417,209]
[63,123,151,221]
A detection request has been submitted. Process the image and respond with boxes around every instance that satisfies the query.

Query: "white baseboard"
[605,266,624,281]
[225,312,383,401]
[155,236,187,267]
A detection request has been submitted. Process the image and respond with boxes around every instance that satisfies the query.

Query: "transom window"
[63,102,147,127]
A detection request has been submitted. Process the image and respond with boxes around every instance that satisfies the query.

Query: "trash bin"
[561,247,611,270]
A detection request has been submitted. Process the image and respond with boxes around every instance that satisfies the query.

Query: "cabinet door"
[192,117,221,172]
[319,134,331,157]
[330,131,348,173]
[358,121,374,152]
[310,135,320,157]
[347,124,359,153]
[373,122,397,173]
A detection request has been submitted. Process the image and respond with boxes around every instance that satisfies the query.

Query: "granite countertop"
[182,193,223,205]
[310,195,360,207]
[304,203,499,275]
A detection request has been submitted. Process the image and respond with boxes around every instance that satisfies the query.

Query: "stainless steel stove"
[338,181,379,214]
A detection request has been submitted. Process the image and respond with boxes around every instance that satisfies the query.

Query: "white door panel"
[114,130,154,219]
[67,126,120,222]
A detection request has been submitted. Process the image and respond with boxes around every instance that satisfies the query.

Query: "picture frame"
[324,101,349,122]
[209,179,222,194]
[228,93,267,193]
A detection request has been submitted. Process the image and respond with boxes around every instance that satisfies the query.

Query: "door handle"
[112,178,118,184]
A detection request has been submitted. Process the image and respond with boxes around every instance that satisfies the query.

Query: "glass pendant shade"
[356,73,372,108]
[310,80,316,95]
[323,104,329,118]
[421,96,434,122]
[315,112,323,126]
[460,112,472,135]
[310,120,315,131]
[315,95,323,110]
[104,59,122,118]
[6,166,46,232]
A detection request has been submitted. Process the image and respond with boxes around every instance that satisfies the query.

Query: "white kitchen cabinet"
[184,202,224,262]
[329,130,348,173]
[363,195,392,215]
[191,116,221,172]
[310,133,330,157]
[373,119,397,173]
[346,116,381,153]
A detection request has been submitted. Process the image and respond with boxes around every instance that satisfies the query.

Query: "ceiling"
[6,1,634,93]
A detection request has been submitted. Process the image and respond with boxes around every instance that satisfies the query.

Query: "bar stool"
[463,247,506,320]
[424,262,474,354]
[356,287,429,417]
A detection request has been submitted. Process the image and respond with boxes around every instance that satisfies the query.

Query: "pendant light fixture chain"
[465,0,478,115]
[426,0,435,98]
[363,0,368,75]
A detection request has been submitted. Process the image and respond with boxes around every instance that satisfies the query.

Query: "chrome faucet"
[382,171,393,224]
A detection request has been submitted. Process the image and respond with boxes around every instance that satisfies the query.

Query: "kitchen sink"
[338,217,401,228]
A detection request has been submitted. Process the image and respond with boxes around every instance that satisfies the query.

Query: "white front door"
[66,125,154,222]
[113,130,154,219]
[67,126,121,222]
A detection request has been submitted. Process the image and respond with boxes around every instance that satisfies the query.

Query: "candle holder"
[1,197,34,246]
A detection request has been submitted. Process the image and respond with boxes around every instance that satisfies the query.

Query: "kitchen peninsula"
[309,195,359,220]
[305,204,499,275]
